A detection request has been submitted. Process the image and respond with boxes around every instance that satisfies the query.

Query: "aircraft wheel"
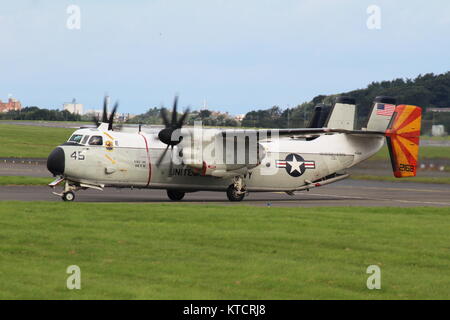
[226,185,245,202]
[62,191,75,202]
[167,190,185,201]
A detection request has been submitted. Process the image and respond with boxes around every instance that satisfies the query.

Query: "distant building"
[234,114,245,121]
[0,98,22,113]
[431,125,447,137]
[84,109,134,122]
[84,109,102,118]
[63,101,84,115]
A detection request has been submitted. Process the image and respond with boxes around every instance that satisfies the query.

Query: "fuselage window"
[69,134,83,143]
[89,136,103,146]
[81,135,90,145]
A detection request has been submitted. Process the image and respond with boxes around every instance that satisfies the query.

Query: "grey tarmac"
[0,180,449,207]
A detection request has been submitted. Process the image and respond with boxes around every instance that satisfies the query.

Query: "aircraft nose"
[47,147,65,176]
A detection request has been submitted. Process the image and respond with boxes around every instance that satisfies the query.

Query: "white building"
[431,125,447,137]
[64,102,84,115]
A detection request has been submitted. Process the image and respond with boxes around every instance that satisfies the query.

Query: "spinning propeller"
[93,95,119,131]
[156,96,190,167]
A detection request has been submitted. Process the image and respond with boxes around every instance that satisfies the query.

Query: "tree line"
[0,106,82,121]
[242,71,450,130]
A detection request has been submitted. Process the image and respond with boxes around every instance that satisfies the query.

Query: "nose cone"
[47,147,65,176]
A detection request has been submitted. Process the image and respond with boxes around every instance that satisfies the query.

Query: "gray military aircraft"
[47,96,422,201]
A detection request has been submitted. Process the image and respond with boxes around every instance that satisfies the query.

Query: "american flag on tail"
[376,103,395,116]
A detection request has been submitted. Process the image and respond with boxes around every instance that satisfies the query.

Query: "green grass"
[350,175,450,184]
[0,120,90,125]
[0,124,73,158]
[0,202,449,299]
[0,176,52,186]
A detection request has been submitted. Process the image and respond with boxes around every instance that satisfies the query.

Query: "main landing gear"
[226,176,246,202]
[167,190,185,201]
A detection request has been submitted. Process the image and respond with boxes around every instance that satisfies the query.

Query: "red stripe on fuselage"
[139,132,152,187]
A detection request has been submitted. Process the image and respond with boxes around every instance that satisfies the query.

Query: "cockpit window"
[69,134,83,143]
[89,135,103,146]
[81,135,90,145]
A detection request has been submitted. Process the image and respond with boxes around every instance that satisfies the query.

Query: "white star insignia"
[287,157,304,173]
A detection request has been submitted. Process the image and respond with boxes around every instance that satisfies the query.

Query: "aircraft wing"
[214,128,385,139]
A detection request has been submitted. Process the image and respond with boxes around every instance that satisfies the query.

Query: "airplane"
[46,95,422,202]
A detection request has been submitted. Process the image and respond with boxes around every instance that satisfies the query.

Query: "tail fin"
[366,96,397,131]
[308,103,331,128]
[324,96,356,130]
[385,105,422,178]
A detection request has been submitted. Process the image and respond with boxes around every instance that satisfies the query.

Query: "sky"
[0,0,449,115]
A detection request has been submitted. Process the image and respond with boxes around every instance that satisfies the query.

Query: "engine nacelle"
[180,132,266,177]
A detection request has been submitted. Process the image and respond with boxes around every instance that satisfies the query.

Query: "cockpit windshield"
[68,134,83,143]
[89,136,103,146]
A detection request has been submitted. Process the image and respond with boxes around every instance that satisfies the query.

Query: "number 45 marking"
[71,151,85,160]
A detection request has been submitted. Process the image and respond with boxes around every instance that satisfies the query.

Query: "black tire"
[226,185,245,202]
[62,191,75,202]
[167,190,185,201]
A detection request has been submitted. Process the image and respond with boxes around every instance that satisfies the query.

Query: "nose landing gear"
[62,191,75,202]
[54,181,80,202]
[50,179,103,202]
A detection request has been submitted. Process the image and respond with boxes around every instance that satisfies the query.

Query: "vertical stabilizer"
[385,105,422,177]
[324,96,356,130]
[366,96,397,131]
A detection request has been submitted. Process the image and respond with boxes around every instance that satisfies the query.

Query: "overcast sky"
[0,0,449,114]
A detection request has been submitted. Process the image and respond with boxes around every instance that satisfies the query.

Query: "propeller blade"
[168,145,174,176]
[160,108,170,127]
[176,108,190,128]
[108,101,119,131]
[102,96,109,123]
[156,144,170,167]
[171,95,178,125]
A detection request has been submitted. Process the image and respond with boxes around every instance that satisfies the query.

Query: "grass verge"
[0,202,449,299]
[0,124,74,158]
[0,176,52,186]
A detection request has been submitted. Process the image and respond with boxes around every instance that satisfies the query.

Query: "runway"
[1,179,449,207]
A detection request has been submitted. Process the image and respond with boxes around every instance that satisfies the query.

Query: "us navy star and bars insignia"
[276,153,315,177]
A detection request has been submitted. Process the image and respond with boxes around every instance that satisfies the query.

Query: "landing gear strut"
[226,176,246,202]
[53,180,80,202]
[167,190,185,201]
